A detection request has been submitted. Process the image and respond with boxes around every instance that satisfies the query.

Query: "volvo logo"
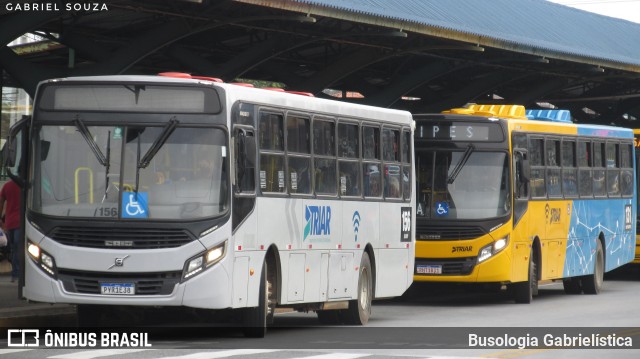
[107,255,130,270]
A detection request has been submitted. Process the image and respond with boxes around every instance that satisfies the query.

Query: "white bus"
[4,73,415,337]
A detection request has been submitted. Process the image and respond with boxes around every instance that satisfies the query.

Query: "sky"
[547,0,640,24]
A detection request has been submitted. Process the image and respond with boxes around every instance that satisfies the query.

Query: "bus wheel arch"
[242,246,279,337]
[512,237,539,304]
[340,249,373,325]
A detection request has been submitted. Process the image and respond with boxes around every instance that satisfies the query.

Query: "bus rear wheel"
[341,252,372,325]
[582,240,604,295]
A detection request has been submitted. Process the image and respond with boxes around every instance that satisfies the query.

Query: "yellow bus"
[633,129,640,264]
[413,105,636,303]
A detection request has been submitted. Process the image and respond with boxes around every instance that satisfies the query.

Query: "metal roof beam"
[166,44,219,76]
[362,61,459,108]
[73,19,193,75]
[0,47,64,97]
[511,78,570,106]
[422,71,528,112]
[217,35,288,80]
[60,30,112,62]
[0,12,61,46]
[296,47,382,93]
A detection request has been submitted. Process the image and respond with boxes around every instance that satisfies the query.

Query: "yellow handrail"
[74,167,94,204]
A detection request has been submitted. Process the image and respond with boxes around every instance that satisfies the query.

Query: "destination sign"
[416,122,503,142]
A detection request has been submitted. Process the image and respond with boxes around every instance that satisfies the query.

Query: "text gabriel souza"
[469,333,632,349]
[5,3,109,11]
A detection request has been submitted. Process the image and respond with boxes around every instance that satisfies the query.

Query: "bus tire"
[342,252,372,325]
[582,240,604,295]
[243,261,270,338]
[513,251,534,304]
[562,277,582,294]
[531,254,539,297]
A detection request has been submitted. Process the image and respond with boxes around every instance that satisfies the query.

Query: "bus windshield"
[416,150,510,220]
[31,124,229,220]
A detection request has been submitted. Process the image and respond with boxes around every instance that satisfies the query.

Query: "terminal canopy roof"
[2,0,640,125]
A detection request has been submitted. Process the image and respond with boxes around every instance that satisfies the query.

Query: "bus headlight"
[477,235,509,263]
[182,241,227,281]
[27,240,57,278]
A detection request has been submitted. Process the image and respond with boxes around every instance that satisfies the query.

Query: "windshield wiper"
[101,132,111,202]
[138,117,179,169]
[74,117,107,166]
[133,117,179,193]
[447,144,474,184]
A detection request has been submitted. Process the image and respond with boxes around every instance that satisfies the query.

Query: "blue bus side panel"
[564,199,635,277]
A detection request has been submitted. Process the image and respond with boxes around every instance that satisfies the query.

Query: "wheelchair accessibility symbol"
[435,202,449,217]
[122,192,149,218]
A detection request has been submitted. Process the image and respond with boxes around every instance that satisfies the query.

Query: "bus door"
[231,102,257,307]
[512,134,532,282]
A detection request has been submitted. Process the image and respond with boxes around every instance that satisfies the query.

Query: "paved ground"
[0,274,75,328]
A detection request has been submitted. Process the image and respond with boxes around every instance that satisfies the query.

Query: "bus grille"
[58,269,182,295]
[49,227,193,249]
[415,257,476,275]
[416,224,485,241]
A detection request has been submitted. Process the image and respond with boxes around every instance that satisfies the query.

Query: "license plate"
[417,265,442,274]
[100,283,135,295]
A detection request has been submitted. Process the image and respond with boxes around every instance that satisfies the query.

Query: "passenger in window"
[386,176,400,198]
[339,163,360,196]
[364,164,381,197]
[290,159,311,194]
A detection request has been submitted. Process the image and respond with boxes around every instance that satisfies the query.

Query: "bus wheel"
[582,240,604,295]
[562,277,582,294]
[243,261,270,338]
[342,252,372,325]
[513,251,535,304]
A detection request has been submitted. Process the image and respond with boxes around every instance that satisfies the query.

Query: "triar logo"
[304,205,332,241]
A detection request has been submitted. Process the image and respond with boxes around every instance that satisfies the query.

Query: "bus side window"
[577,140,592,197]
[362,125,381,197]
[529,138,546,198]
[313,118,336,195]
[258,112,285,193]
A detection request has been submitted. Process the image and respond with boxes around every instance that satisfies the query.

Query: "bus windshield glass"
[416,150,510,220]
[31,124,228,220]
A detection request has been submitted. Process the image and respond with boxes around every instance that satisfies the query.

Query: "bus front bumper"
[23,255,233,310]
[413,248,513,283]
